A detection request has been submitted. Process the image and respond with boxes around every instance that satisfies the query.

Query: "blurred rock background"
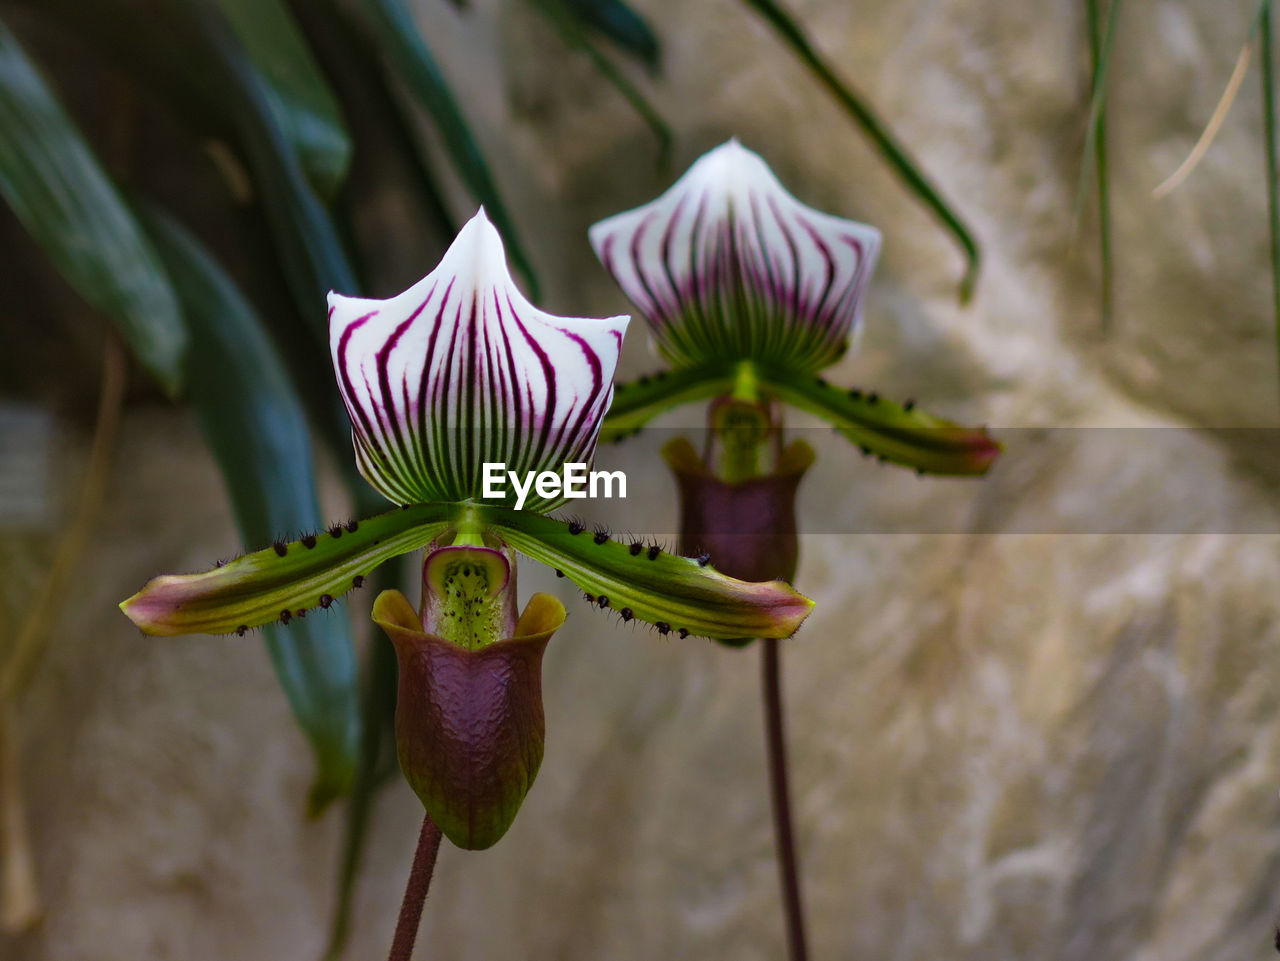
[6,0,1280,959]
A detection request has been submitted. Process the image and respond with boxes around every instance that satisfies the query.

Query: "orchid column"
[591,142,1000,961]
[122,210,814,959]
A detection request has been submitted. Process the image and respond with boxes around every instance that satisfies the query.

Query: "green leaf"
[178,0,384,490]
[120,503,456,637]
[1262,0,1280,408]
[281,0,457,245]
[0,17,187,395]
[149,0,385,509]
[181,0,361,314]
[1083,0,1118,331]
[526,0,672,167]
[477,506,814,640]
[752,362,1001,476]
[24,0,361,317]
[600,362,738,442]
[739,0,981,302]
[353,0,541,299]
[563,0,660,69]
[214,0,352,200]
[136,204,363,809]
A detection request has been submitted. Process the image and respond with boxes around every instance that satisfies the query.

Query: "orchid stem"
[762,637,809,961]
[387,814,443,961]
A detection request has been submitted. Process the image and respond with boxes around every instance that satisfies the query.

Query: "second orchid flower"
[592,140,999,476]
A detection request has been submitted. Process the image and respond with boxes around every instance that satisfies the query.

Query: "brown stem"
[762,637,809,961]
[387,814,443,961]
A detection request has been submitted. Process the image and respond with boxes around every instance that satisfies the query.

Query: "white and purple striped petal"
[330,209,628,510]
[589,140,881,373]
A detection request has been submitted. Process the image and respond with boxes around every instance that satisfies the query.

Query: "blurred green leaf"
[13,0,362,325]
[139,204,360,812]
[1261,0,1280,406]
[27,0,362,319]
[282,0,456,259]
[215,0,353,200]
[563,0,660,69]
[1084,0,1117,330]
[156,0,372,481]
[527,0,671,168]
[0,17,188,395]
[739,0,981,303]
[351,0,541,299]
[132,0,369,465]
[178,0,361,315]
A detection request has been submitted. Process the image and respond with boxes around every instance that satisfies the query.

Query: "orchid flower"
[120,209,813,851]
[590,139,999,477]
[589,142,1001,960]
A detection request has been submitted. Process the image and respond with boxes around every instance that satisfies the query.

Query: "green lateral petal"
[354,0,540,299]
[214,0,352,200]
[121,503,457,637]
[0,18,187,395]
[600,362,738,442]
[754,362,1001,476]
[140,204,360,809]
[477,506,813,640]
